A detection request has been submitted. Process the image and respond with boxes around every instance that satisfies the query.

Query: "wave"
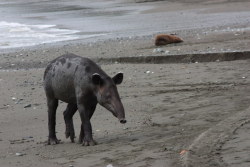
[0,21,80,49]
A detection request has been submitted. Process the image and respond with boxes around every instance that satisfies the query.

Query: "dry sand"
[1,0,250,167]
[1,60,250,167]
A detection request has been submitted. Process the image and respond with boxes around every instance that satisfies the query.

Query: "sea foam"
[0,21,80,49]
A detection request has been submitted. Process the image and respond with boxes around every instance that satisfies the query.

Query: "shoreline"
[2,51,250,70]
[1,23,250,70]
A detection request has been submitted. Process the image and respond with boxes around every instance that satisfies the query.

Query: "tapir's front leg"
[78,102,97,144]
[78,103,97,146]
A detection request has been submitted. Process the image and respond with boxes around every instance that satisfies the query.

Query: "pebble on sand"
[153,48,164,53]
[106,164,113,167]
[16,152,25,156]
[24,104,32,108]
[165,50,170,54]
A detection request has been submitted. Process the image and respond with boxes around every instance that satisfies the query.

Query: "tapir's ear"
[112,72,123,85]
[92,73,104,86]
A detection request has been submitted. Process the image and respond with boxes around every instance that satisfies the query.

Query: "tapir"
[43,53,126,146]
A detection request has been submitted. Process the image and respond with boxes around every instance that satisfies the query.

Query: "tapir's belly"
[51,72,77,104]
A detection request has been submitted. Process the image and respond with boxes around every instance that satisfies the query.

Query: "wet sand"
[1,0,250,167]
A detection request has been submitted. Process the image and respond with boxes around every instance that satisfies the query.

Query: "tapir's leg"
[78,103,97,144]
[78,103,97,146]
[63,103,78,142]
[47,97,59,145]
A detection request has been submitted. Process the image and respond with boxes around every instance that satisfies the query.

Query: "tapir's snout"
[110,98,126,124]
[110,108,126,124]
[119,119,127,124]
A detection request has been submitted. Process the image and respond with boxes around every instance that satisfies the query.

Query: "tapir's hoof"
[65,121,75,143]
[48,137,60,145]
[65,131,75,143]
[82,140,97,146]
[70,136,75,143]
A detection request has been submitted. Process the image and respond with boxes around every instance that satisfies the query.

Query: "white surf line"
[0,21,80,49]
[181,106,250,167]
[0,68,44,72]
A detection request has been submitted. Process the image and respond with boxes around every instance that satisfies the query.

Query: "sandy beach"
[1,0,250,167]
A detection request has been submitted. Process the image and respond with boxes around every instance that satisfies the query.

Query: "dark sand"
[1,0,250,167]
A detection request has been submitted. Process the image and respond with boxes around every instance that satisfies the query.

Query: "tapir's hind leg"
[47,97,59,145]
[63,103,78,142]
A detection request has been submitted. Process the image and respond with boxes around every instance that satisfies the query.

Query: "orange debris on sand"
[179,149,188,155]
[155,34,183,46]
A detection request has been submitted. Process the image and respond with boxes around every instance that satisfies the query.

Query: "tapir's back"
[44,53,106,103]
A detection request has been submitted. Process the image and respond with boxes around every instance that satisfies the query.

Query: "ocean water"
[0,21,80,49]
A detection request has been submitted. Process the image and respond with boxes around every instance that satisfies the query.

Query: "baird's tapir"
[43,53,126,146]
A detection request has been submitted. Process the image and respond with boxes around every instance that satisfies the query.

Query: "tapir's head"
[92,72,126,124]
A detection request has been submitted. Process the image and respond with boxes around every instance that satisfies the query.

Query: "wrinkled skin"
[44,53,126,146]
